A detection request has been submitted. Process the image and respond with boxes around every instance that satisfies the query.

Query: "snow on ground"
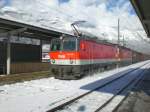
[55,63,150,112]
[0,61,149,112]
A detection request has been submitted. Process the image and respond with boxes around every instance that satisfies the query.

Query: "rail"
[46,62,150,112]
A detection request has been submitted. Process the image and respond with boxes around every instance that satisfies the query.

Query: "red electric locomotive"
[49,34,133,79]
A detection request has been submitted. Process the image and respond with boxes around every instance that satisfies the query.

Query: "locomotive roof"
[79,34,118,47]
[61,33,142,54]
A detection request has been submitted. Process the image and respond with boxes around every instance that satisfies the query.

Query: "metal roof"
[0,17,70,40]
[130,0,150,37]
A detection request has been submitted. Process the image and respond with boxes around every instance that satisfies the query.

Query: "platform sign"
[42,52,50,62]
[42,41,50,62]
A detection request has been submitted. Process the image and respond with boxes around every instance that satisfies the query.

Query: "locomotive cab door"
[89,41,94,73]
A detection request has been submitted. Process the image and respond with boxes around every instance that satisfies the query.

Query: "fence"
[10,62,50,74]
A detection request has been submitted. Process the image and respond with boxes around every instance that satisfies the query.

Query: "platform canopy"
[0,17,70,40]
[130,0,150,37]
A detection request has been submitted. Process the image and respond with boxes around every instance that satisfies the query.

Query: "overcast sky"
[0,0,150,54]
[0,0,143,30]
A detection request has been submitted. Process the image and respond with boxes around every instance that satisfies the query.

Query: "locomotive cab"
[50,35,79,65]
[50,35,81,79]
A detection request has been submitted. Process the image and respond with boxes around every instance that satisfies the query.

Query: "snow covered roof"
[0,17,72,40]
[130,0,150,37]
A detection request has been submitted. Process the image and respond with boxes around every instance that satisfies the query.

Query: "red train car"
[49,34,136,79]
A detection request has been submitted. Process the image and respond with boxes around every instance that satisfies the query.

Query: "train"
[49,33,148,80]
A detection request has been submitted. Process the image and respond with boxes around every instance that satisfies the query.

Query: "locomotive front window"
[51,40,61,51]
[63,39,76,51]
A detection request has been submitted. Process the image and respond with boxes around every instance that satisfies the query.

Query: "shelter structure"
[130,0,150,37]
[0,17,70,75]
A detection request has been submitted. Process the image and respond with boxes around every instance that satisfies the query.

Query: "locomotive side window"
[51,39,61,51]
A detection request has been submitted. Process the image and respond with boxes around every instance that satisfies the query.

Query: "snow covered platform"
[115,66,150,112]
[0,61,150,112]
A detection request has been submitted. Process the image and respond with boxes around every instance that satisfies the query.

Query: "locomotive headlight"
[70,59,73,64]
[51,59,55,64]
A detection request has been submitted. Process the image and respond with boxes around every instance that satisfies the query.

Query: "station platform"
[115,68,150,112]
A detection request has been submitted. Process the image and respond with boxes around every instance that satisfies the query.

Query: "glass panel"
[51,39,61,51]
[63,39,76,51]
[50,38,77,51]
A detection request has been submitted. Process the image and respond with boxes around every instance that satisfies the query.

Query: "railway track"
[95,66,149,112]
[47,62,150,112]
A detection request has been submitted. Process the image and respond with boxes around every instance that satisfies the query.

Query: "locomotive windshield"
[51,39,61,51]
[63,38,76,51]
[51,37,77,51]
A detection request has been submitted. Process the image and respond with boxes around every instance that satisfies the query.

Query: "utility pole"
[117,18,120,68]
[118,19,120,46]
[6,34,11,75]
[123,35,125,46]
